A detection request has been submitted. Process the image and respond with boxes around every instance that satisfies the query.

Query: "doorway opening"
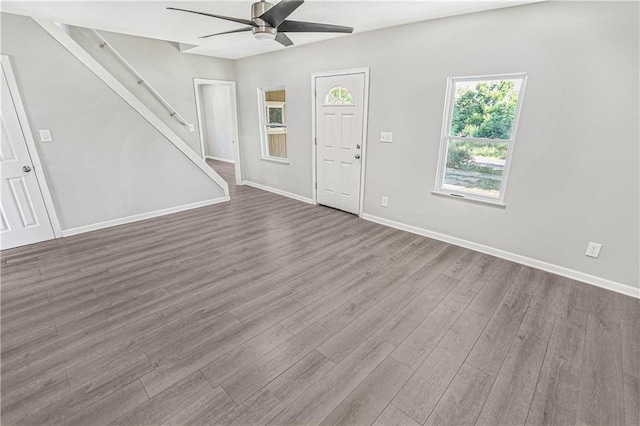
[194,79,242,190]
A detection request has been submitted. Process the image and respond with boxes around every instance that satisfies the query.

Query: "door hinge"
[315,182,317,189]
[314,137,317,146]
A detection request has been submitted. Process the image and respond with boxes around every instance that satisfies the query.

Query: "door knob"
[355,154,361,159]
[356,144,361,149]
[22,166,32,173]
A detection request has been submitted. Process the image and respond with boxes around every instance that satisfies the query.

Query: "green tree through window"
[268,107,283,124]
[325,86,354,105]
[451,80,519,139]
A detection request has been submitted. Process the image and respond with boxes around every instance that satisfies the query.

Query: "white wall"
[0,13,226,230]
[234,1,639,290]
[201,84,235,162]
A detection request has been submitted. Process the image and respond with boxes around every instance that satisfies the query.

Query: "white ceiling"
[1,1,542,59]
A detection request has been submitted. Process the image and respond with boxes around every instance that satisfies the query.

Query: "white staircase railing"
[90,29,190,127]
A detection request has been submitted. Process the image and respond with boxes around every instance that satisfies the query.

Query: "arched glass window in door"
[324,86,354,105]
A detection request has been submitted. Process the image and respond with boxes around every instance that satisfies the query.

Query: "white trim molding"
[0,55,63,238]
[206,156,235,164]
[241,181,313,205]
[34,19,230,198]
[361,213,640,300]
[261,156,290,165]
[62,197,229,237]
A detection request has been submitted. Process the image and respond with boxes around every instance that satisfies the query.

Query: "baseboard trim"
[361,213,639,299]
[62,197,230,237]
[205,156,235,164]
[241,181,314,205]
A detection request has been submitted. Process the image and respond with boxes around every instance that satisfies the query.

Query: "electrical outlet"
[39,129,53,142]
[585,242,602,258]
[380,132,393,143]
[188,123,195,132]
[381,196,389,207]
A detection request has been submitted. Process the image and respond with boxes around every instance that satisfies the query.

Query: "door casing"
[311,68,370,216]
[1,55,61,244]
[194,78,242,185]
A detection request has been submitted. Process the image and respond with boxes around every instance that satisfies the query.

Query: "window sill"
[431,190,506,209]
[261,156,290,165]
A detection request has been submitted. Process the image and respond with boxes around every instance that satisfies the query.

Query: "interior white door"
[315,73,366,214]
[1,63,55,250]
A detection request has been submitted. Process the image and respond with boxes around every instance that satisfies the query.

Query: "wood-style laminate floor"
[1,160,638,425]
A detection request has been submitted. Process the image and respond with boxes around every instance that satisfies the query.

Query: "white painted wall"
[0,13,226,230]
[201,84,235,162]
[234,1,639,290]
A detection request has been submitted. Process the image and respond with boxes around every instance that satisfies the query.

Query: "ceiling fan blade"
[278,20,354,33]
[199,27,254,39]
[167,7,255,27]
[275,32,294,47]
[260,0,304,28]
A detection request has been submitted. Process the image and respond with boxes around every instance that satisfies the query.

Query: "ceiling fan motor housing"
[252,1,276,39]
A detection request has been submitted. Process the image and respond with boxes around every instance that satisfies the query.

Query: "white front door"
[315,72,366,214]
[1,63,55,250]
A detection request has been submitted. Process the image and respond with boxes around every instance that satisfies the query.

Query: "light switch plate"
[39,129,52,142]
[585,242,602,258]
[380,131,393,143]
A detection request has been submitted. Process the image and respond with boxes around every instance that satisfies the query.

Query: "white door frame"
[311,67,370,216]
[1,55,62,239]
[193,78,242,185]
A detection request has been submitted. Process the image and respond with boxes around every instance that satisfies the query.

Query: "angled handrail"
[90,29,190,127]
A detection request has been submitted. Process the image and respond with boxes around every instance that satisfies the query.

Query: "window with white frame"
[258,87,288,161]
[435,74,527,203]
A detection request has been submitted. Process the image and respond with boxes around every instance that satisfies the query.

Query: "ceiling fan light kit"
[253,28,277,40]
[168,0,354,47]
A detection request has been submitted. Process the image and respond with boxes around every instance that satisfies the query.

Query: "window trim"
[258,86,289,164]
[434,72,528,205]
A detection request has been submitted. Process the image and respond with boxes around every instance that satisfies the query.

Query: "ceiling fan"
[167,0,354,47]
